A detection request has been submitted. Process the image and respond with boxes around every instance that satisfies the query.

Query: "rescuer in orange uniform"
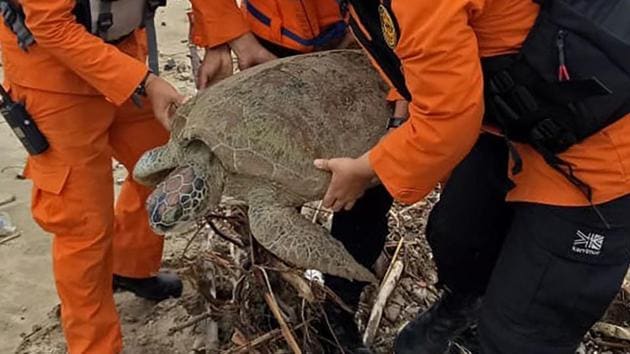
[191,1,402,353]
[0,1,222,353]
[315,0,630,353]
[190,0,354,87]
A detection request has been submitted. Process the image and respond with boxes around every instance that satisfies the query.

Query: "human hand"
[197,44,234,89]
[314,153,377,212]
[229,32,277,71]
[145,74,186,130]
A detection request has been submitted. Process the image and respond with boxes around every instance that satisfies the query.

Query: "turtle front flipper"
[247,202,377,283]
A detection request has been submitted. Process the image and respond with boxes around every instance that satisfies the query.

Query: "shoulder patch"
[378,4,398,49]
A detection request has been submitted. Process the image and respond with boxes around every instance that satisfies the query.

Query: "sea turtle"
[134,50,390,283]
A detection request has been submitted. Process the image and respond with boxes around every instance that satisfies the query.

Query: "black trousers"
[427,133,630,353]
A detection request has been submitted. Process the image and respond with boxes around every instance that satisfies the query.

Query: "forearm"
[393,100,409,118]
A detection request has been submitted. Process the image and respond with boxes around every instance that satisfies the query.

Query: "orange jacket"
[0,0,214,106]
[360,0,630,206]
[191,0,345,53]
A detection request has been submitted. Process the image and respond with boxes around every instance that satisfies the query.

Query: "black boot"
[113,272,183,301]
[394,289,481,354]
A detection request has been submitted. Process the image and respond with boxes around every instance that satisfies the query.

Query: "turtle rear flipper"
[248,201,377,283]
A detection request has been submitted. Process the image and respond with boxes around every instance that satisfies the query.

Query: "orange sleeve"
[368,0,484,204]
[21,0,148,106]
[387,88,404,102]
[190,0,250,48]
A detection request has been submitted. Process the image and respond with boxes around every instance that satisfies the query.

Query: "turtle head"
[140,141,225,235]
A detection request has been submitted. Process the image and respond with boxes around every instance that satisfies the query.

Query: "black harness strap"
[346,0,411,101]
[0,0,34,51]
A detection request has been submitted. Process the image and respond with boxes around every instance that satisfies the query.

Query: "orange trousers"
[11,83,169,354]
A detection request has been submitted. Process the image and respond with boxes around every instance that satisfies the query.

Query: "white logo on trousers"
[572,230,604,256]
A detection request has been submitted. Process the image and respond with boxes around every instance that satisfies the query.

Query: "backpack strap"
[144,0,165,75]
[96,1,113,39]
[0,0,34,51]
[346,0,411,101]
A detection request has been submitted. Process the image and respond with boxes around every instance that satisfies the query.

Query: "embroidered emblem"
[378,4,398,49]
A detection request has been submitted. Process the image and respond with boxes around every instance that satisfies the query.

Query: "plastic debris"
[0,211,17,237]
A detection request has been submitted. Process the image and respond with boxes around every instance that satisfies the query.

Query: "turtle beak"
[133,144,180,187]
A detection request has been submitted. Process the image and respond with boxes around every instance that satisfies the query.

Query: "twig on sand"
[388,210,401,229]
[0,232,21,245]
[321,306,345,353]
[180,223,206,259]
[363,260,404,345]
[363,238,405,346]
[592,337,630,350]
[206,213,241,220]
[318,283,354,314]
[206,318,219,352]
[226,321,311,353]
[0,193,16,207]
[591,322,630,342]
[206,217,245,248]
[168,312,211,335]
[255,266,303,354]
[622,278,630,296]
[385,238,405,280]
[280,270,316,303]
[0,165,24,174]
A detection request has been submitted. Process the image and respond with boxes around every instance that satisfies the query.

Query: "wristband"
[132,70,153,108]
[387,116,407,129]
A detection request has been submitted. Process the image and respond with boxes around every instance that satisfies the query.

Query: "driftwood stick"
[363,260,404,345]
[280,271,316,303]
[0,232,21,245]
[321,307,345,353]
[591,322,630,341]
[227,321,311,354]
[388,209,401,229]
[206,217,245,248]
[384,238,405,281]
[318,283,354,314]
[231,328,283,353]
[206,319,219,352]
[592,337,630,350]
[622,278,630,296]
[168,312,211,335]
[255,267,302,354]
[180,223,206,259]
